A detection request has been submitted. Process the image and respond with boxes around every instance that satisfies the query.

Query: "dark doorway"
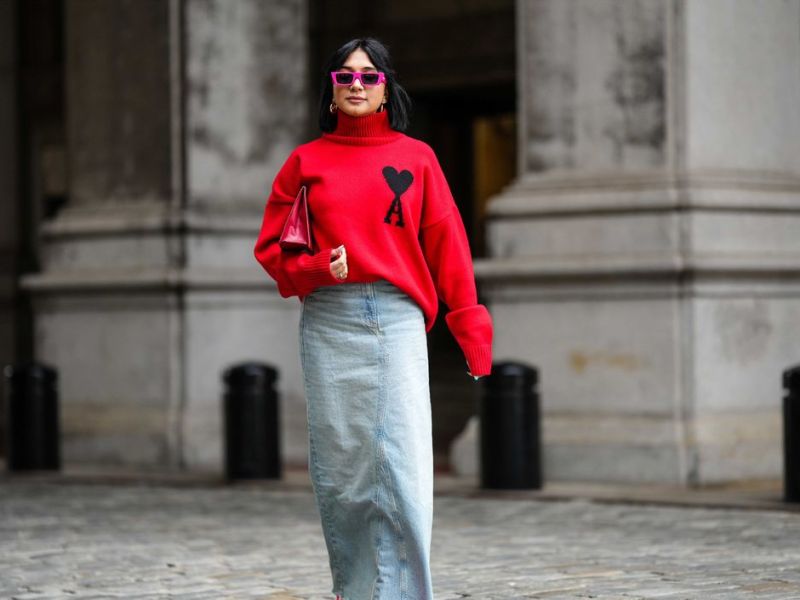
[309,1,517,470]
[0,0,66,458]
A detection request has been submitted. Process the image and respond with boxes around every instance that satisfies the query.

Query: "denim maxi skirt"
[299,279,434,600]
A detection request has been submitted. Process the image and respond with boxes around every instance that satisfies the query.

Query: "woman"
[254,37,493,600]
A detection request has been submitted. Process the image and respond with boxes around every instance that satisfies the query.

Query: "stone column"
[472,0,800,484]
[181,0,309,470]
[22,0,309,472]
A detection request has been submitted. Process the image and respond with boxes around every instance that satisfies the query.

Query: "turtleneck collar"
[322,110,403,146]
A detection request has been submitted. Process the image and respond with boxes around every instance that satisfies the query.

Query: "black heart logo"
[382,166,413,196]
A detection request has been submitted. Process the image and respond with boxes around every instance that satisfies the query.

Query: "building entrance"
[309,1,517,469]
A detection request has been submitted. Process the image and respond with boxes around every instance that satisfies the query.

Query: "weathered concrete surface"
[186,0,308,209]
[24,0,312,475]
[65,0,172,206]
[519,0,666,173]
[473,0,800,484]
[1,478,799,599]
[685,0,800,174]
[182,0,311,473]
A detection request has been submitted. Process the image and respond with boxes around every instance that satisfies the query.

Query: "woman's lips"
[346,97,366,104]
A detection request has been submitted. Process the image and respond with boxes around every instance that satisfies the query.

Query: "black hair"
[318,37,412,133]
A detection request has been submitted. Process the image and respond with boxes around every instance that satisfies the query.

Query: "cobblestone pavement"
[1,480,799,599]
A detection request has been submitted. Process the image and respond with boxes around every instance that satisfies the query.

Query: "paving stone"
[0,481,799,598]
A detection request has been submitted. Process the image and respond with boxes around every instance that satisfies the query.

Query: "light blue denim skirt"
[299,279,434,600]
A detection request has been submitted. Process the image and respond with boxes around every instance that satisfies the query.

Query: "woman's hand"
[330,244,348,280]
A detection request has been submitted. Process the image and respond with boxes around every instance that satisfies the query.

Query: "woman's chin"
[340,105,377,118]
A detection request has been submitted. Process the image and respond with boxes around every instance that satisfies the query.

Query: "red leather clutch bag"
[279,185,314,252]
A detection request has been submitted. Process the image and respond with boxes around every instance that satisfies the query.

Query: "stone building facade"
[1,0,798,485]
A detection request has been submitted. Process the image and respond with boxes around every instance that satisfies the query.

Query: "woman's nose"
[349,77,364,90]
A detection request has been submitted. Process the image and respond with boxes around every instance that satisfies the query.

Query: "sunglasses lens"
[334,72,354,85]
[361,73,380,85]
[333,72,383,86]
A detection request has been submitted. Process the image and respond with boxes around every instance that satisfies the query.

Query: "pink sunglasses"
[330,71,386,87]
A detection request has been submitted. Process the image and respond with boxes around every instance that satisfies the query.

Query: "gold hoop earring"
[378,100,387,113]
[329,102,338,114]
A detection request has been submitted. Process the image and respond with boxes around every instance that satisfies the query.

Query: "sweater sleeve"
[419,154,494,377]
[253,149,339,297]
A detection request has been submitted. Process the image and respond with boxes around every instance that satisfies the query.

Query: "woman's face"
[332,48,387,118]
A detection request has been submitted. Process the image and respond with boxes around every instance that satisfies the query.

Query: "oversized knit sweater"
[253,110,493,377]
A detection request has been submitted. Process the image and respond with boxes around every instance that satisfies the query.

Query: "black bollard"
[480,361,541,489]
[784,365,800,503]
[223,362,281,480]
[3,363,60,471]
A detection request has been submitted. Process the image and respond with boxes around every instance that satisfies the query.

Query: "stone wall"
[468,0,800,484]
[23,0,311,472]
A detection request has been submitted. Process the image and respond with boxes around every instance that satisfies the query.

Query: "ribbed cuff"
[444,305,494,377]
[464,345,493,377]
[297,248,338,291]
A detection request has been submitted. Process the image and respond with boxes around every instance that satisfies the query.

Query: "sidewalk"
[4,463,795,513]
[1,467,799,599]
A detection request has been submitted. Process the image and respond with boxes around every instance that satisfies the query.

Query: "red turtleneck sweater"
[253,110,493,376]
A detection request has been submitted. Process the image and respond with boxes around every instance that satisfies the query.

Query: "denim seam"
[374,284,410,600]
[372,292,386,599]
[308,428,345,589]
[382,346,409,600]
[299,298,306,372]
[301,296,346,593]
[369,281,385,600]
[312,460,345,588]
